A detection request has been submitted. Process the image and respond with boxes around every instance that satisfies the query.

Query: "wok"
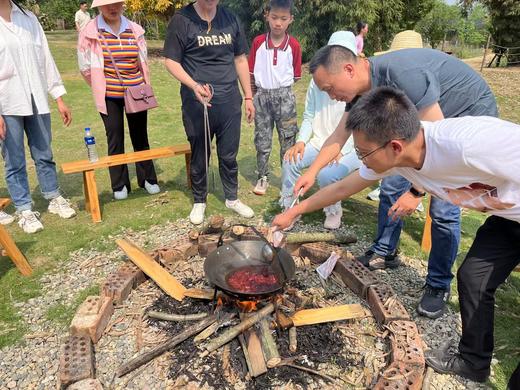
[204,240,296,299]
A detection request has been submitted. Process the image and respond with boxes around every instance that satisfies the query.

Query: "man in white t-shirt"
[272,87,520,386]
[75,1,91,32]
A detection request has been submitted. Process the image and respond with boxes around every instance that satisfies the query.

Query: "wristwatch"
[409,186,426,198]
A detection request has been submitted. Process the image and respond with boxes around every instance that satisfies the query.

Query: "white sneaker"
[0,210,15,225]
[225,199,254,218]
[324,208,342,230]
[253,176,268,195]
[114,186,128,200]
[18,210,44,234]
[144,180,160,195]
[189,203,206,225]
[367,187,381,201]
[48,196,76,219]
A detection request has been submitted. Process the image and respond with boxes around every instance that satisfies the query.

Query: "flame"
[236,300,258,313]
[216,296,224,307]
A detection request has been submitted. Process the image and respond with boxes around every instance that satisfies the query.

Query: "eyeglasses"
[354,138,406,160]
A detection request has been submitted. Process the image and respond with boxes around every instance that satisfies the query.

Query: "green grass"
[0,31,518,387]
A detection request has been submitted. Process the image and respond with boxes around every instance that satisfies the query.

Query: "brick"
[67,378,103,390]
[70,296,114,343]
[198,234,233,257]
[334,258,379,298]
[387,320,425,368]
[59,335,95,389]
[235,226,270,241]
[101,271,134,305]
[117,262,147,288]
[367,284,410,324]
[299,242,347,264]
[373,362,423,390]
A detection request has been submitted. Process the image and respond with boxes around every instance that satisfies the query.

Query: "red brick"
[299,242,347,264]
[197,234,233,257]
[116,262,147,288]
[335,258,379,298]
[67,378,103,390]
[367,284,410,324]
[59,335,95,389]
[101,271,134,305]
[387,320,425,368]
[373,362,423,390]
[236,226,270,241]
[70,296,114,343]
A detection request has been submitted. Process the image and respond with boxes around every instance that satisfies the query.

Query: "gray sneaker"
[253,176,268,195]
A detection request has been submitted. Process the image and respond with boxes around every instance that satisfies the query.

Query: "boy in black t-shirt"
[248,0,302,196]
[164,0,255,225]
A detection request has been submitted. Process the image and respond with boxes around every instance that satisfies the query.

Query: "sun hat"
[327,31,358,56]
[91,0,124,7]
[374,30,423,56]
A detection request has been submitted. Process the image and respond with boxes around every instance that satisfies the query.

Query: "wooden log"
[259,319,281,368]
[116,314,217,377]
[194,312,236,344]
[289,326,297,352]
[275,310,294,330]
[200,303,275,356]
[286,232,357,245]
[231,225,246,237]
[116,239,186,301]
[147,311,208,322]
[290,304,366,327]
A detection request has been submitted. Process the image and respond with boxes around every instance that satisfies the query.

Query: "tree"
[417,0,461,48]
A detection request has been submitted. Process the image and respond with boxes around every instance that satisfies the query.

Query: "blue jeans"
[280,144,360,214]
[2,107,60,211]
[371,175,461,290]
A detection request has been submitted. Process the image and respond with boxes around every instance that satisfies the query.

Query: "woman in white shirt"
[0,0,76,234]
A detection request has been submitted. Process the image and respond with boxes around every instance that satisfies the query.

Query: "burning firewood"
[286,231,357,245]
[200,303,275,357]
[147,310,208,322]
[116,314,217,377]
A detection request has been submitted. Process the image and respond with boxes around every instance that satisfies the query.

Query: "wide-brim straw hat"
[374,30,423,56]
[91,0,124,7]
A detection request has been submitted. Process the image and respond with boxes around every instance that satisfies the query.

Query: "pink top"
[355,34,364,54]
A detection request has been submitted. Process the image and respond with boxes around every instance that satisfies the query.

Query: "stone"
[367,284,410,324]
[67,378,103,390]
[70,296,114,343]
[58,335,95,389]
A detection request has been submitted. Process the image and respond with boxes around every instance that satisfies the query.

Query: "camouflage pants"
[254,86,298,178]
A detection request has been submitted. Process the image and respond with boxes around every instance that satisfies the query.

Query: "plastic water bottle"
[84,127,99,162]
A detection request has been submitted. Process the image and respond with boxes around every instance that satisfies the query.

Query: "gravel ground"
[0,217,492,389]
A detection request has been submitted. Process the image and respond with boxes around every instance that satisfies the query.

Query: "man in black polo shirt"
[164,0,255,225]
[293,42,498,320]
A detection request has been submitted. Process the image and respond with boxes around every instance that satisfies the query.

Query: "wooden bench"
[62,145,191,223]
[0,198,32,276]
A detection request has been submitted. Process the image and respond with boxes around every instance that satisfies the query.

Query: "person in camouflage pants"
[254,86,298,191]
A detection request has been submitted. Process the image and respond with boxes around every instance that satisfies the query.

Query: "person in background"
[75,1,91,32]
[164,0,255,225]
[355,21,368,56]
[272,87,520,387]
[78,0,160,200]
[249,0,301,196]
[280,31,360,230]
[0,0,76,234]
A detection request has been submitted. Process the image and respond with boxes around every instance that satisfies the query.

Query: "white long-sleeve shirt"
[0,3,66,116]
[297,79,355,156]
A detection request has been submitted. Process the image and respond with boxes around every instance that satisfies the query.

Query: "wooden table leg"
[0,224,32,276]
[185,152,192,189]
[83,171,91,213]
[421,195,432,253]
[84,170,102,223]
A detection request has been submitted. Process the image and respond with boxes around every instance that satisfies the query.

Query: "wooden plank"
[290,304,366,327]
[0,225,32,276]
[116,239,186,301]
[84,170,101,223]
[183,288,215,300]
[240,313,267,377]
[421,195,432,253]
[62,145,191,174]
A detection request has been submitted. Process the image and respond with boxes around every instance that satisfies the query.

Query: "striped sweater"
[99,28,144,98]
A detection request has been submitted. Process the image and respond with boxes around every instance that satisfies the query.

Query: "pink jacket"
[77,16,151,115]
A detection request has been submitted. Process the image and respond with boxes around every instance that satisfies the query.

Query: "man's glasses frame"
[355,138,406,161]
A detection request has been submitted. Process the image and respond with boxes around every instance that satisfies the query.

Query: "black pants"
[181,89,242,203]
[100,98,157,192]
[457,216,520,373]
